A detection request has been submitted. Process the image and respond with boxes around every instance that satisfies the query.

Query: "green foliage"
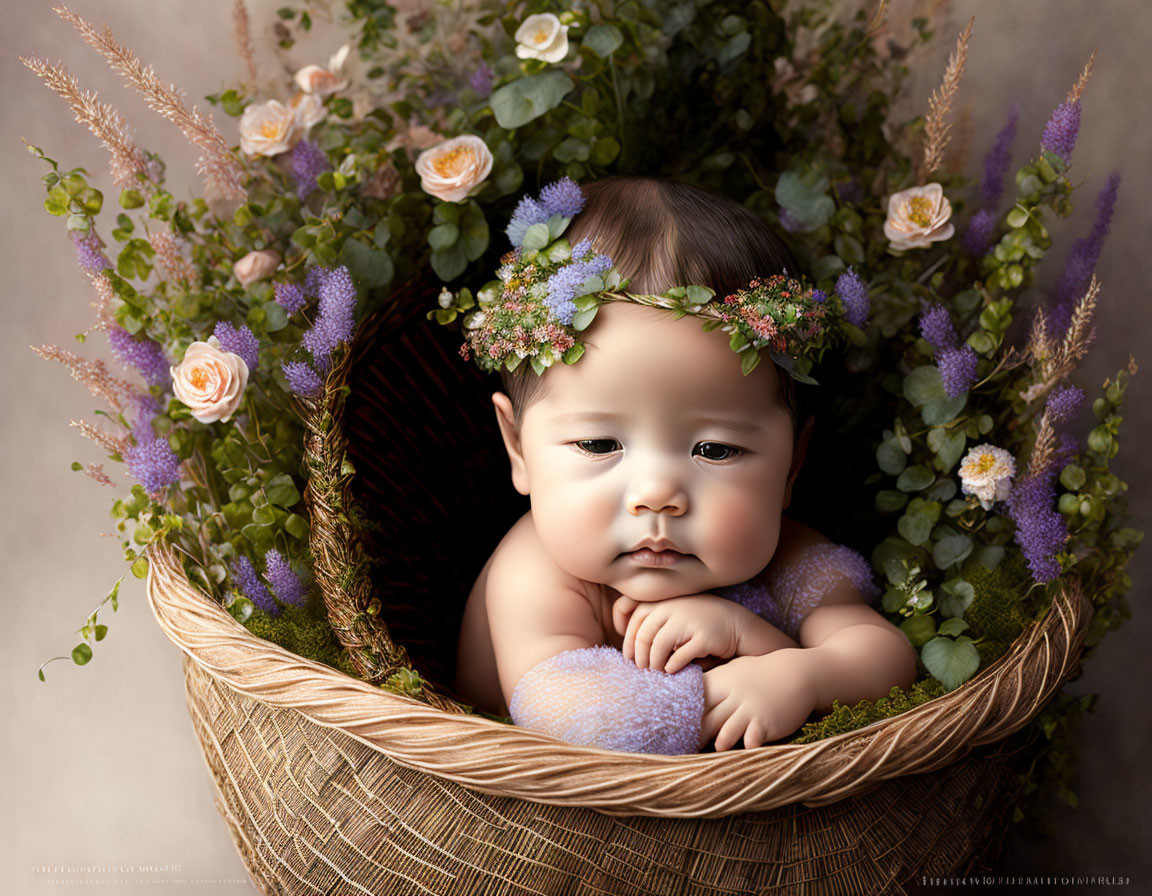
[791,679,946,744]
[243,595,356,677]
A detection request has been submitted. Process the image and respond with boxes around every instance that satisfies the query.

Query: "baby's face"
[499,303,803,602]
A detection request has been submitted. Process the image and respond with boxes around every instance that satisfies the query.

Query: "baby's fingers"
[713,712,748,753]
[612,596,639,637]
[664,638,704,674]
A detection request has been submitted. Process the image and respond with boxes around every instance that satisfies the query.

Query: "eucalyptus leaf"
[933,533,974,569]
[938,578,976,618]
[521,223,550,251]
[877,438,907,475]
[927,426,967,472]
[775,170,834,232]
[921,635,980,691]
[900,615,936,647]
[341,238,394,288]
[897,511,934,545]
[490,71,575,129]
[71,643,93,665]
[896,465,934,492]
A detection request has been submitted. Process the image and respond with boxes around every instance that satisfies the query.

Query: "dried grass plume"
[233,0,258,83]
[920,16,974,180]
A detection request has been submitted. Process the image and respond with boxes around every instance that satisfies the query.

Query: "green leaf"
[876,438,907,475]
[584,23,624,57]
[341,238,394,289]
[933,534,973,569]
[130,556,149,578]
[900,615,936,647]
[428,223,459,250]
[938,578,975,617]
[927,426,966,472]
[94,624,108,641]
[119,189,145,209]
[71,643,93,665]
[921,636,980,691]
[263,301,289,333]
[571,304,599,331]
[875,490,908,513]
[490,71,575,129]
[520,222,550,251]
[774,170,834,233]
[459,213,489,262]
[897,512,934,546]
[430,244,467,281]
[285,513,309,539]
[685,285,714,305]
[903,365,945,406]
[896,465,934,492]
[590,136,620,166]
[922,393,967,426]
[265,474,300,507]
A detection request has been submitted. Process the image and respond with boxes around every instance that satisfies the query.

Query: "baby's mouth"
[620,540,695,567]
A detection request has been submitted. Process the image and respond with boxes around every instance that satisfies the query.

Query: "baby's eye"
[693,441,743,461]
[575,438,622,455]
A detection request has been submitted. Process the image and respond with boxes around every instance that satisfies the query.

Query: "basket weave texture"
[149,540,1090,893]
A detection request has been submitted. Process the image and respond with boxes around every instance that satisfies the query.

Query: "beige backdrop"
[3,2,1148,893]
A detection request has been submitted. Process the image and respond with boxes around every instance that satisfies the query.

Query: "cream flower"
[883,183,955,251]
[414,135,493,203]
[514,13,569,63]
[233,250,281,286]
[958,444,1016,510]
[239,99,300,157]
[294,44,351,97]
[171,335,249,424]
[289,92,325,132]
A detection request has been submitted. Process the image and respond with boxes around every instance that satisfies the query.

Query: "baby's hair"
[500,175,812,437]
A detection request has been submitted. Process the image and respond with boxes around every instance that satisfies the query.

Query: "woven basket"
[145,275,1094,894]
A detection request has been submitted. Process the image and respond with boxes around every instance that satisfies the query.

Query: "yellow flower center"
[905,195,935,228]
[188,365,210,390]
[258,120,283,139]
[432,147,470,177]
[970,452,998,475]
[533,27,551,45]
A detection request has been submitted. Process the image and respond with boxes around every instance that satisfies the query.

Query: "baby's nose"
[625,476,688,516]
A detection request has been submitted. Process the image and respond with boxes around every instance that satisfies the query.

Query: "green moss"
[243,595,356,677]
[789,678,946,743]
[964,552,1046,666]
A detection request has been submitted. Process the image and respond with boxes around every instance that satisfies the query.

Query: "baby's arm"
[613,594,799,673]
[487,516,704,754]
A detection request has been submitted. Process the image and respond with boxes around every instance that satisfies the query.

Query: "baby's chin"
[602,568,739,603]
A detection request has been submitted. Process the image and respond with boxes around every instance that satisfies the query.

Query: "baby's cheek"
[698,490,783,576]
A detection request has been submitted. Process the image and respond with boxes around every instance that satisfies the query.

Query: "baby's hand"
[701,652,817,751]
[612,594,743,674]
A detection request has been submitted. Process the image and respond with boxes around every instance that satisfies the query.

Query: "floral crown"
[430,178,870,385]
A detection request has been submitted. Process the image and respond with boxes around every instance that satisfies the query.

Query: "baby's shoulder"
[485,512,604,614]
[771,517,834,567]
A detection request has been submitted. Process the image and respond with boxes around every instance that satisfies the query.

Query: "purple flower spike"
[290,139,331,200]
[1051,171,1120,336]
[213,321,259,372]
[810,289,828,304]
[938,345,978,398]
[301,265,357,367]
[72,230,111,272]
[469,61,494,98]
[1046,384,1085,424]
[230,556,279,616]
[304,266,326,298]
[919,304,958,352]
[834,267,869,327]
[283,360,323,397]
[538,177,585,219]
[274,281,307,314]
[1040,99,1081,163]
[506,194,549,247]
[545,253,613,325]
[1008,469,1067,583]
[963,208,998,257]
[981,101,1021,207]
[264,549,308,606]
[125,436,181,495]
[107,326,170,387]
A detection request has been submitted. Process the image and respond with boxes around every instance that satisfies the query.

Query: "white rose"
[233,250,281,286]
[883,183,955,251]
[239,99,300,157]
[171,335,249,424]
[414,135,494,203]
[514,13,569,64]
[289,92,325,132]
[958,444,1016,510]
[294,44,351,96]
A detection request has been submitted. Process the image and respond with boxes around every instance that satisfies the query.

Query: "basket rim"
[147,541,1091,817]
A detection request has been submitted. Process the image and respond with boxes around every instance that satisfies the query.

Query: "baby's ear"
[492,392,530,496]
[783,414,816,509]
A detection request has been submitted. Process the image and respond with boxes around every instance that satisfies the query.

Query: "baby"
[453,176,916,753]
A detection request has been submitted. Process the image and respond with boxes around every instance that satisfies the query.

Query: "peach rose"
[233,250,281,286]
[883,183,955,251]
[171,335,249,424]
[239,99,300,157]
[289,92,325,132]
[294,45,351,97]
[515,13,569,63]
[414,135,493,203]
